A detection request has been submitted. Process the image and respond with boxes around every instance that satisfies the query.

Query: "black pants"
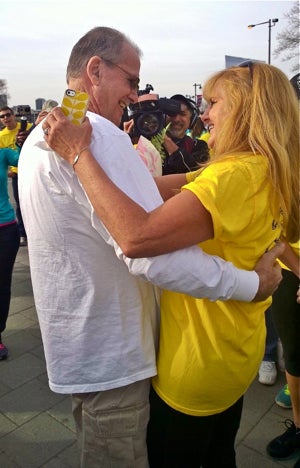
[0,223,20,334]
[271,269,300,376]
[147,386,243,468]
[12,175,26,238]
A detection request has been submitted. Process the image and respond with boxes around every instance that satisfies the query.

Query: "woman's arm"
[44,109,214,258]
[154,173,188,200]
[279,242,300,304]
[279,241,300,278]
[154,168,204,200]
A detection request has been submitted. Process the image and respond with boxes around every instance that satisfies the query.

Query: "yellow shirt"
[152,153,282,416]
[0,121,32,173]
[0,124,20,149]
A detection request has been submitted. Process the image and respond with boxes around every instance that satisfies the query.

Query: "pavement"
[0,245,299,467]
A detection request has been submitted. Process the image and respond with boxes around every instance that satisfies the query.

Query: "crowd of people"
[0,106,31,246]
[0,100,57,359]
[1,25,299,468]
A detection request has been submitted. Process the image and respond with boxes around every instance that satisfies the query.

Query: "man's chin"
[168,130,184,139]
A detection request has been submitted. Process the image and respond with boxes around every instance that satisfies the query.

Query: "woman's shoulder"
[0,147,19,162]
[0,147,14,155]
[208,152,267,173]
[191,153,268,190]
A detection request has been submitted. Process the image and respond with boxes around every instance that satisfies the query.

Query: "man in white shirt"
[18,27,282,468]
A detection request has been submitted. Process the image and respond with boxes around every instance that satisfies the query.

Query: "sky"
[0,0,297,109]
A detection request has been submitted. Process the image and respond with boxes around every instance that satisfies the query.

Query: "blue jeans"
[0,223,20,334]
[263,307,279,362]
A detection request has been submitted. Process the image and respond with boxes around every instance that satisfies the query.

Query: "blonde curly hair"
[203,63,299,242]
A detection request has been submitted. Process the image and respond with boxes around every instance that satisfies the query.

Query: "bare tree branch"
[274,2,300,73]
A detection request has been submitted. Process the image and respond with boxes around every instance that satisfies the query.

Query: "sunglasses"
[104,59,140,91]
[238,60,254,86]
[0,112,12,119]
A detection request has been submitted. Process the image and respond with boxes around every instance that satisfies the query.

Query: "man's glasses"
[104,59,140,91]
[0,112,12,119]
[238,60,254,87]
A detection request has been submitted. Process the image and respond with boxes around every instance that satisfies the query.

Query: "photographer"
[162,94,209,174]
[124,93,177,176]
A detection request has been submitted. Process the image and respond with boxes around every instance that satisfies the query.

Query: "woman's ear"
[86,56,102,85]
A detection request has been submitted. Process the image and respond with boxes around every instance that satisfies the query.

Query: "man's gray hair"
[66,27,142,82]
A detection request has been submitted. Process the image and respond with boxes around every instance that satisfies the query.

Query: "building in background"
[11,105,33,122]
[35,98,45,111]
[225,55,265,68]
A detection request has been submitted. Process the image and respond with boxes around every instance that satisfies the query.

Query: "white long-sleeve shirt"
[18,112,258,394]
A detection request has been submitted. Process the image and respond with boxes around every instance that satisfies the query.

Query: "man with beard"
[162,94,209,174]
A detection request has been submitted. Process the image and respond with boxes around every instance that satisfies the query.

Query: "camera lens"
[66,89,76,97]
[136,113,162,137]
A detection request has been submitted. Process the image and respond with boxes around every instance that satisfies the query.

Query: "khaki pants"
[72,379,150,468]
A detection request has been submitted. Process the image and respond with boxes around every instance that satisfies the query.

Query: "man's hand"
[253,242,284,302]
[163,134,179,155]
[43,108,92,163]
[35,110,49,126]
[16,130,30,147]
[123,119,134,134]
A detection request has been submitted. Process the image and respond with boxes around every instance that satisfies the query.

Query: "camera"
[20,116,28,132]
[126,97,181,139]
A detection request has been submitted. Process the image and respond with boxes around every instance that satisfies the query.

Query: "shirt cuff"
[231,270,259,302]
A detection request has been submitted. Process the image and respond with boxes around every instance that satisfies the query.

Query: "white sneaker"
[258,361,277,385]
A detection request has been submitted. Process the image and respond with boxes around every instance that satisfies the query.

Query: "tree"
[0,79,7,93]
[0,79,9,107]
[274,1,300,73]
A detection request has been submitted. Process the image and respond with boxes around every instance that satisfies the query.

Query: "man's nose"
[128,88,139,103]
[171,114,181,121]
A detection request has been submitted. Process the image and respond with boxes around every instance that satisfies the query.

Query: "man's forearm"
[115,243,259,302]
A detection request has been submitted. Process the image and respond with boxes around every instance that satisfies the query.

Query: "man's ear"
[86,56,102,85]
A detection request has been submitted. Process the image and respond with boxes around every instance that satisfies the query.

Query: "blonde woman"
[43,62,299,467]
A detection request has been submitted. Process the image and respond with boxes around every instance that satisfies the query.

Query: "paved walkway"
[0,245,299,467]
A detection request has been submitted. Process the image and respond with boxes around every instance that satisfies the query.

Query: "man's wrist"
[72,146,90,169]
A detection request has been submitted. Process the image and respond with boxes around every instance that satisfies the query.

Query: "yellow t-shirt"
[0,124,20,149]
[0,121,32,173]
[152,153,282,416]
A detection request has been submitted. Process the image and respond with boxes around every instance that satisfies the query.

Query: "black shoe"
[266,419,300,458]
[294,457,300,468]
